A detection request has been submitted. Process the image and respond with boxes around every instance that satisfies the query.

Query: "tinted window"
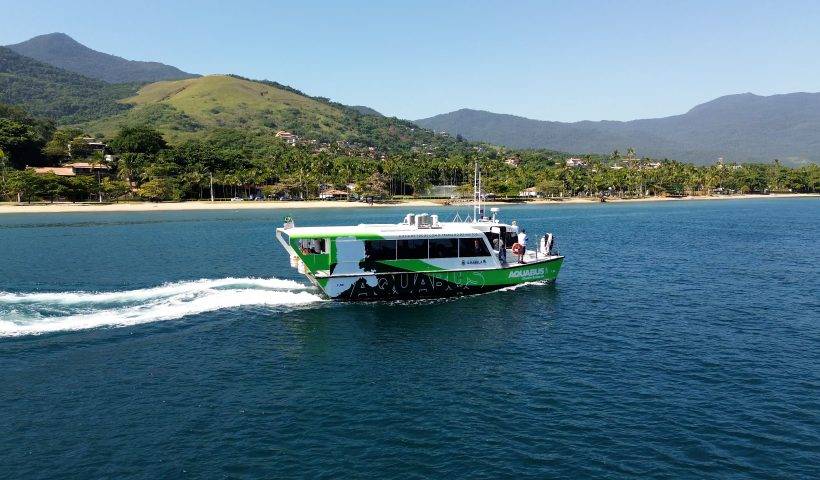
[429,238,459,258]
[397,239,428,259]
[365,240,396,261]
[459,237,490,257]
[505,231,518,248]
[298,238,326,254]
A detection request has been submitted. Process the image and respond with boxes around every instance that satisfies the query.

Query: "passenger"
[517,229,528,263]
[493,236,506,263]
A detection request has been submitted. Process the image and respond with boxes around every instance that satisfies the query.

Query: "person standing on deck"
[494,235,506,263]
[517,229,528,263]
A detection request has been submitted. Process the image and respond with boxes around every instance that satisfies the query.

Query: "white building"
[519,187,539,198]
[565,157,587,168]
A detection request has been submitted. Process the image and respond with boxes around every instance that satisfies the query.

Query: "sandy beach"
[0,193,816,214]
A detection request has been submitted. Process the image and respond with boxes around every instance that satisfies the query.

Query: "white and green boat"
[276,165,563,300]
[276,212,563,301]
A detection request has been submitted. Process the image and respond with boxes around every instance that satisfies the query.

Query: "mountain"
[5,33,197,84]
[79,74,458,152]
[0,46,138,123]
[416,93,820,164]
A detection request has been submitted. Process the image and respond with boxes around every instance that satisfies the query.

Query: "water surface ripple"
[0,199,818,478]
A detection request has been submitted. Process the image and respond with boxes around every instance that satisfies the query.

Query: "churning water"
[0,277,323,337]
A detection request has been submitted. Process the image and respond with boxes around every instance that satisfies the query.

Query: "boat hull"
[313,257,564,301]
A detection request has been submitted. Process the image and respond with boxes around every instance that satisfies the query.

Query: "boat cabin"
[277,212,553,280]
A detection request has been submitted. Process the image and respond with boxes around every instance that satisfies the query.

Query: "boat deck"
[498,249,558,268]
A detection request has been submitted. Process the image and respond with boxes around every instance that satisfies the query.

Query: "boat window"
[299,238,326,254]
[397,239,428,259]
[505,231,518,248]
[429,238,459,258]
[459,237,490,257]
[364,240,397,261]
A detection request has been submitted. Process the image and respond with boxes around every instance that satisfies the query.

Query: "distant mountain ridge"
[416,93,820,165]
[0,46,137,123]
[6,33,197,83]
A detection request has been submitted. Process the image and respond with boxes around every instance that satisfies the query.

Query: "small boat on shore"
[275,164,564,300]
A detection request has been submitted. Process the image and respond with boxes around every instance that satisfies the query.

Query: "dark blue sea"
[1,198,818,479]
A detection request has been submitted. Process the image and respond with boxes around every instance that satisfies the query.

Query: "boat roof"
[279,221,499,240]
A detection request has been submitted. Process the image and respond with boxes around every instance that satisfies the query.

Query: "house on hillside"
[65,162,111,175]
[31,166,76,177]
[505,156,521,167]
[565,157,587,168]
[68,137,108,158]
[31,162,111,177]
[275,131,298,145]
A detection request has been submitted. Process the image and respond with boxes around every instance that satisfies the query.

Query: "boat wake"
[0,277,324,337]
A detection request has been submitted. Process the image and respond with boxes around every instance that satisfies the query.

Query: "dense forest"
[2,103,818,203]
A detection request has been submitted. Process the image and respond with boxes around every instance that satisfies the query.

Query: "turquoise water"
[1,199,818,478]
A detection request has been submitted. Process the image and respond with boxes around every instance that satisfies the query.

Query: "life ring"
[512,243,525,255]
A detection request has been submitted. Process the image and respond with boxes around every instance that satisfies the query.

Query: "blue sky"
[2,0,819,121]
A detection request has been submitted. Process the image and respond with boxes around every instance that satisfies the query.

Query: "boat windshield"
[299,238,326,254]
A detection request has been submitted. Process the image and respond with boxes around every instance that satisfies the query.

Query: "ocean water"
[0,199,818,479]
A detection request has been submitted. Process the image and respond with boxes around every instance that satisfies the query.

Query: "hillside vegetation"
[80,75,460,153]
[0,46,138,123]
[6,33,197,83]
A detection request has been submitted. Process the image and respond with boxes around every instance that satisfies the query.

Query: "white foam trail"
[0,277,309,304]
[0,278,324,337]
[496,279,553,293]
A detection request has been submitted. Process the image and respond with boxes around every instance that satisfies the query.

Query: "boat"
[275,164,564,300]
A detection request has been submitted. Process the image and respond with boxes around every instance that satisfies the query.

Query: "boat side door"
[491,226,507,263]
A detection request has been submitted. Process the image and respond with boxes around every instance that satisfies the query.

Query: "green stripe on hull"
[426,258,563,287]
[305,257,563,300]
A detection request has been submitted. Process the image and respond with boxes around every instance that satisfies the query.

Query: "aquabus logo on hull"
[508,268,545,279]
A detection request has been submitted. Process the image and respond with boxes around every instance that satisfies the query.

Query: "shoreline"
[0,193,816,214]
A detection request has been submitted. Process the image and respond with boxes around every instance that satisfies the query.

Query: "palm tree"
[90,150,106,202]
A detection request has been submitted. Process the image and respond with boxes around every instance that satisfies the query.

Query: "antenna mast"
[473,160,481,222]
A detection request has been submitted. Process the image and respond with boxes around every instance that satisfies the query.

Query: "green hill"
[0,46,138,124]
[79,74,459,153]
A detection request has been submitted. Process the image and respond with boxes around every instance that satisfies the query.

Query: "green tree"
[6,169,44,202]
[138,178,182,201]
[68,137,94,159]
[0,119,43,169]
[0,148,11,199]
[101,178,131,201]
[109,125,167,155]
[356,172,389,198]
[63,176,96,202]
[43,128,84,162]
[536,178,564,197]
